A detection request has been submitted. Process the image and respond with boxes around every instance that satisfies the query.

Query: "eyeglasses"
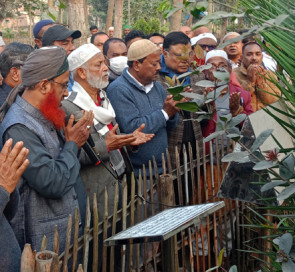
[50,80,69,90]
[166,50,194,59]
[198,44,217,51]
[154,43,163,47]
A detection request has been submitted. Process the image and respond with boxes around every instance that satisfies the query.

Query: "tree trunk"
[169,0,182,32]
[105,0,115,33]
[68,0,89,45]
[114,0,124,38]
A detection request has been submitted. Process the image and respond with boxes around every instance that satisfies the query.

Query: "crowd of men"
[0,21,281,271]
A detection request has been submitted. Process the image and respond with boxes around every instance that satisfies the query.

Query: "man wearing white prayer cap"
[191,33,217,66]
[221,32,243,68]
[63,43,154,220]
[202,49,253,151]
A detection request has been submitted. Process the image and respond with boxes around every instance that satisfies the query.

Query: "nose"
[64,88,69,97]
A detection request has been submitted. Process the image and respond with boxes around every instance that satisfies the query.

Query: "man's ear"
[39,79,51,95]
[77,67,87,80]
[133,60,141,72]
[10,67,21,82]
[163,50,168,60]
[34,38,42,48]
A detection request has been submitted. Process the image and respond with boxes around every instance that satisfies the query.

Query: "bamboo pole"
[92,194,99,272]
[35,250,57,272]
[21,244,35,272]
[121,178,128,272]
[136,170,142,272]
[143,164,148,271]
[41,236,47,251]
[83,198,91,271]
[102,188,108,272]
[72,207,79,272]
[189,142,196,205]
[62,214,72,272]
[53,226,59,256]
[166,148,172,175]
[110,182,119,272]
[129,173,136,271]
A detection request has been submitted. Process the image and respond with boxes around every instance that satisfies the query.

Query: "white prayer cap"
[0,37,5,47]
[68,43,101,72]
[221,32,240,43]
[205,50,228,63]
[191,33,217,47]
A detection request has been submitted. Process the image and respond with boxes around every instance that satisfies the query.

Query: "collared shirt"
[127,69,169,120]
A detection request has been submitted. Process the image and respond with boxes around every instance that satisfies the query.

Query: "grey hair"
[0,42,34,78]
[71,62,89,78]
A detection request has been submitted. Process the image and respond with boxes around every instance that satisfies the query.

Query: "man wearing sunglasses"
[191,32,217,67]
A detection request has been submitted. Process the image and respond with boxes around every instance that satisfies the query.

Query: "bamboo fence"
[20,137,256,272]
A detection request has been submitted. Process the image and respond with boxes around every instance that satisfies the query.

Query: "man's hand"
[163,95,181,117]
[105,124,137,151]
[130,124,154,146]
[64,111,94,148]
[0,139,29,194]
[229,92,241,115]
[247,64,266,85]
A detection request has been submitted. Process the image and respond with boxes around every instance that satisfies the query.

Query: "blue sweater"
[107,69,179,176]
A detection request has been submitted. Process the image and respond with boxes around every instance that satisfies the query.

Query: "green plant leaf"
[217,248,225,266]
[229,265,238,272]
[165,76,175,87]
[279,154,295,180]
[226,126,240,135]
[279,233,293,255]
[58,1,66,9]
[179,92,204,100]
[282,259,295,272]
[212,70,230,81]
[165,4,183,18]
[177,71,193,80]
[205,266,219,272]
[199,63,212,72]
[207,85,227,100]
[250,129,274,152]
[167,85,184,96]
[204,131,225,143]
[261,180,286,192]
[253,160,275,170]
[221,151,249,162]
[195,80,216,88]
[226,114,247,128]
[48,11,56,21]
[277,182,295,201]
[175,102,199,112]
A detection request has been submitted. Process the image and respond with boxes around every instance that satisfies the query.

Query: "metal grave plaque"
[104,201,224,246]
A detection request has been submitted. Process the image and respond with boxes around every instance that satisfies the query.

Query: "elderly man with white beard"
[62,43,154,221]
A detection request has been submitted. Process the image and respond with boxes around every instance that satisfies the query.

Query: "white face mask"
[109,56,128,75]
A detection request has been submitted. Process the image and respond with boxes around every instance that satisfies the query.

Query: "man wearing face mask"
[103,38,128,85]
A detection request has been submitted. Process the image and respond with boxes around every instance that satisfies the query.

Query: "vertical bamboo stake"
[62,214,72,272]
[102,188,108,272]
[175,146,183,205]
[110,182,119,272]
[236,200,241,269]
[213,212,218,272]
[41,236,47,251]
[143,164,148,271]
[136,170,142,272]
[53,226,59,256]
[195,227,200,272]
[121,178,128,272]
[83,197,91,271]
[196,141,201,204]
[166,148,172,175]
[183,145,189,205]
[72,207,80,272]
[129,173,136,271]
[92,194,99,272]
[241,202,246,271]
[21,244,35,272]
[153,156,161,210]
[77,264,83,272]
[189,142,196,205]
[162,153,166,175]
[35,250,57,272]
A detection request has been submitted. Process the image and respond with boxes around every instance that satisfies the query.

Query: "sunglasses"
[198,44,217,51]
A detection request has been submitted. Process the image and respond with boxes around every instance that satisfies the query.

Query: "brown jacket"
[158,72,204,169]
[233,63,281,111]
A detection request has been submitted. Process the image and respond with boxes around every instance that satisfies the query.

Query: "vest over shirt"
[0,95,85,252]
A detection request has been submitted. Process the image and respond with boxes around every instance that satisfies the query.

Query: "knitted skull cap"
[127,39,159,61]
[205,50,228,63]
[68,43,101,72]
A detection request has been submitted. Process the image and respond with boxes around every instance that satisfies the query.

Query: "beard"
[40,91,66,130]
[87,69,109,89]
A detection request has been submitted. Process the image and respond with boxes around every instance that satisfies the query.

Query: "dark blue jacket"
[107,68,179,176]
